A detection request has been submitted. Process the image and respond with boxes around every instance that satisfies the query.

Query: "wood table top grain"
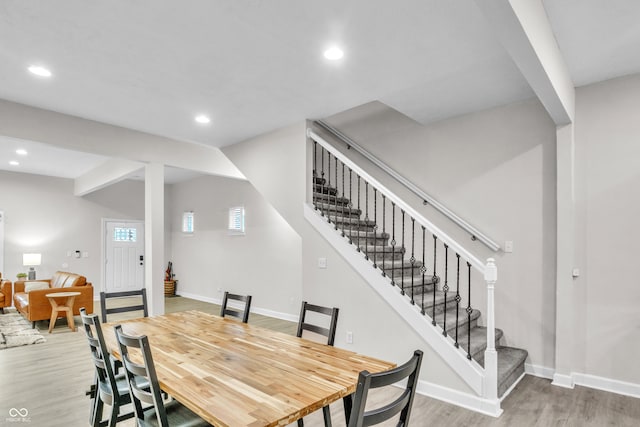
[102,310,395,427]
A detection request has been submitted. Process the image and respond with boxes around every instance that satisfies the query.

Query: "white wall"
[321,99,558,369]
[167,174,303,317]
[574,74,640,385]
[223,121,475,395]
[0,171,144,293]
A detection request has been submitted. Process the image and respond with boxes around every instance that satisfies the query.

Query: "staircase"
[311,171,528,399]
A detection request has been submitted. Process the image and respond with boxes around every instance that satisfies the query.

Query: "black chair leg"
[32,321,36,329]
[297,419,304,427]
[86,379,97,425]
[322,405,333,427]
[93,397,104,427]
[108,402,119,427]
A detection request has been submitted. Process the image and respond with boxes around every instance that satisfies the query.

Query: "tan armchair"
[0,273,11,314]
[13,271,94,327]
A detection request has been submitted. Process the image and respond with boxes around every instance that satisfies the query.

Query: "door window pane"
[114,227,137,242]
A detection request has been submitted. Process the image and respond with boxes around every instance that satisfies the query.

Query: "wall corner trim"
[413,379,503,417]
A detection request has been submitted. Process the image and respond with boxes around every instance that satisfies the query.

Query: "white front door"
[104,220,144,293]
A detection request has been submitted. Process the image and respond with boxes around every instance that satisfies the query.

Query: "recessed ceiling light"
[195,115,211,124]
[324,46,344,61]
[9,160,19,166]
[16,149,28,156]
[28,65,52,77]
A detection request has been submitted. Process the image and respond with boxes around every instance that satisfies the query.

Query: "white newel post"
[484,258,498,400]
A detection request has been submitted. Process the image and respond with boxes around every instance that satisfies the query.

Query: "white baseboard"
[413,379,503,417]
[176,291,298,323]
[573,372,640,399]
[525,363,554,380]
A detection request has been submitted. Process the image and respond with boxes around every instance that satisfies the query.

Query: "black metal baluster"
[382,195,387,277]
[357,176,361,252]
[364,181,369,260]
[341,163,345,236]
[391,203,396,286]
[455,254,461,348]
[327,151,331,190]
[442,244,449,337]
[327,153,332,224]
[400,210,405,295]
[467,262,472,360]
[410,218,416,304]
[373,188,377,268]
[432,235,438,326]
[348,169,353,244]
[334,155,338,228]
[421,226,426,315]
[320,147,325,217]
[313,141,318,210]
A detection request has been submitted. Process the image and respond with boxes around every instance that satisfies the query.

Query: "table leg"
[48,299,59,334]
[66,296,77,331]
[342,394,353,425]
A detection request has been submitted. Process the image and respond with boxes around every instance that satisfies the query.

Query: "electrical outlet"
[318,257,327,269]
[346,331,353,344]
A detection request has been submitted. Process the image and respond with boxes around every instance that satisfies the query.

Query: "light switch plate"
[504,241,513,253]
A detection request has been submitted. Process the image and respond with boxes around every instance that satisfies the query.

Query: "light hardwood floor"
[0,296,638,426]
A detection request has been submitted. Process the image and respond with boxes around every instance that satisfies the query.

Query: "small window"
[182,211,194,234]
[114,227,137,242]
[228,206,245,235]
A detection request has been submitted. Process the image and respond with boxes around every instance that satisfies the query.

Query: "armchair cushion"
[24,282,50,292]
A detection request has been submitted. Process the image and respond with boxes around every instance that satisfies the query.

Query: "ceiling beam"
[74,158,144,196]
[0,99,246,180]
[474,0,575,124]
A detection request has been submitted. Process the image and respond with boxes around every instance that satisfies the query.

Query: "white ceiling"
[0,1,639,180]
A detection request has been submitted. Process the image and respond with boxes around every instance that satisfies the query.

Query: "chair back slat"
[296,301,339,346]
[100,288,148,323]
[348,350,423,427]
[220,291,252,323]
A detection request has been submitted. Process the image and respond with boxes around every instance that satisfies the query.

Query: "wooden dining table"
[102,310,395,427]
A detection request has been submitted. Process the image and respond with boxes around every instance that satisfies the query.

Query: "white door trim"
[101,218,144,296]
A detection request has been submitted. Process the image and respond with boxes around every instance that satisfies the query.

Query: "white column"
[483,258,498,400]
[552,124,576,388]
[145,163,165,316]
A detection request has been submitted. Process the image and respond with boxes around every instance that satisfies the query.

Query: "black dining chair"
[100,288,149,323]
[114,324,212,427]
[296,301,339,427]
[219,291,252,323]
[347,350,424,427]
[100,288,148,323]
[80,308,139,427]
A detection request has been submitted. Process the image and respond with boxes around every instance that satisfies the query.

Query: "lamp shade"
[23,253,42,266]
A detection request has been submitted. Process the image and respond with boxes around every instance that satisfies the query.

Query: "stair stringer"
[305,203,498,402]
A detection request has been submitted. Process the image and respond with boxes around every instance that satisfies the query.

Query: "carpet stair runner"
[313,178,527,398]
